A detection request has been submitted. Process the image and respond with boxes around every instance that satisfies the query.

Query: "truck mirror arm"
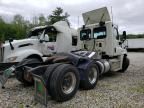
[9,40,14,50]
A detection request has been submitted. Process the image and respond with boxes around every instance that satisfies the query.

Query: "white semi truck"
[0,21,78,71]
[77,7,129,73]
[0,7,129,103]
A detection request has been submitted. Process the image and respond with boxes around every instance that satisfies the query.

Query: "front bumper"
[0,62,18,71]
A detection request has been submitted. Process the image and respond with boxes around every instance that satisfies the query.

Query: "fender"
[77,59,94,80]
[4,49,43,63]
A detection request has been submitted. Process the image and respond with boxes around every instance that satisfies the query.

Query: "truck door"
[113,27,122,55]
[41,31,57,55]
[80,29,93,51]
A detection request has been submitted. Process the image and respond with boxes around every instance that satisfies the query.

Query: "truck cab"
[78,7,129,72]
[0,21,78,71]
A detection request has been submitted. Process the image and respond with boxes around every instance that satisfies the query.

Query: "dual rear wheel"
[44,62,99,102]
[45,64,80,102]
[15,58,99,102]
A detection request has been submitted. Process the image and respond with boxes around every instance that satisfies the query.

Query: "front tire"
[120,56,130,72]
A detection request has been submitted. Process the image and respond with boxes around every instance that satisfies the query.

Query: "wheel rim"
[88,67,97,84]
[61,72,76,95]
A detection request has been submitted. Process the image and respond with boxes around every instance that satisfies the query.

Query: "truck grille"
[0,47,4,62]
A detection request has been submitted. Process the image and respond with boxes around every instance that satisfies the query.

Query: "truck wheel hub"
[61,72,76,94]
[88,67,97,84]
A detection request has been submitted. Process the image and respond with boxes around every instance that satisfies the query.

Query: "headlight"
[7,56,17,62]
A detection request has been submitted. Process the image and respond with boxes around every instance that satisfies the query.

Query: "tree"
[0,8,71,42]
[12,14,27,39]
[0,16,4,23]
[32,16,39,27]
[0,17,7,41]
[0,34,5,43]
[38,14,46,26]
[47,7,70,26]
[13,14,24,25]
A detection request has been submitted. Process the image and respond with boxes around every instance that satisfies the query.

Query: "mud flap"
[0,66,15,88]
[32,73,48,107]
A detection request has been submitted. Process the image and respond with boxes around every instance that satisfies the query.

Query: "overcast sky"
[0,0,144,34]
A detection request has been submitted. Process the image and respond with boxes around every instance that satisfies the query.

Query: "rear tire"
[43,63,63,96]
[15,58,41,85]
[80,63,99,90]
[49,64,80,102]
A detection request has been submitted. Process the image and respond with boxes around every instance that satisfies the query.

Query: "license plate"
[0,66,15,87]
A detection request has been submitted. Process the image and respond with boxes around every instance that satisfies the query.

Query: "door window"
[44,32,57,42]
[113,28,119,40]
[80,29,91,40]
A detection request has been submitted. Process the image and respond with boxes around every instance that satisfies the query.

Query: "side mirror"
[122,31,126,40]
[44,34,49,42]
[8,38,14,50]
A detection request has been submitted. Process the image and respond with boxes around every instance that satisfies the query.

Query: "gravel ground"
[0,52,144,108]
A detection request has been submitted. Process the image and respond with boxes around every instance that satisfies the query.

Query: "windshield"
[28,29,44,39]
[93,26,106,39]
[27,26,57,39]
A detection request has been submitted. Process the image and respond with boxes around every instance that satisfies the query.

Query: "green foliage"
[47,7,70,25]
[38,14,46,26]
[127,34,144,39]
[0,14,29,41]
[0,7,70,42]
